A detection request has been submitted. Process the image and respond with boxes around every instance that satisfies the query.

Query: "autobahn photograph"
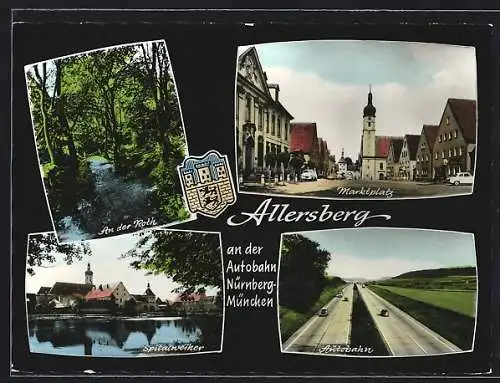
[278,228,477,357]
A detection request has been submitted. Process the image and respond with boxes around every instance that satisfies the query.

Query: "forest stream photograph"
[24,40,194,243]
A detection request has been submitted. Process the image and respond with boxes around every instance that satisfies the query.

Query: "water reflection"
[28,316,222,357]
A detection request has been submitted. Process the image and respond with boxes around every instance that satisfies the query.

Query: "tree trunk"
[54,61,78,171]
[34,63,56,165]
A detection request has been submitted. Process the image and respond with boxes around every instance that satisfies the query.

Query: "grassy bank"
[376,285,476,317]
[350,284,388,356]
[369,285,475,350]
[376,275,476,292]
[279,280,345,342]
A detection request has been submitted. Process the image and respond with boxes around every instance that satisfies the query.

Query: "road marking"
[284,315,319,351]
[283,290,342,351]
[358,285,395,355]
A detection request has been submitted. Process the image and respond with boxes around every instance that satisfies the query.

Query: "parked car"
[447,172,474,186]
[318,307,328,317]
[300,169,318,181]
[380,309,389,317]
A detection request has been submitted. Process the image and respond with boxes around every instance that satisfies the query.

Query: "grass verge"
[279,282,344,343]
[350,284,388,356]
[369,285,475,350]
[376,285,476,317]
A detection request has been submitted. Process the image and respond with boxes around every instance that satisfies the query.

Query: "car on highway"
[447,172,474,186]
[300,169,318,181]
[318,307,328,317]
[380,309,389,317]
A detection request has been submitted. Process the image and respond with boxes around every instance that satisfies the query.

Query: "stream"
[56,158,160,242]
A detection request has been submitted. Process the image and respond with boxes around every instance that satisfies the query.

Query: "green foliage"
[279,234,332,312]
[122,231,222,292]
[26,41,187,221]
[277,151,290,168]
[392,266,476,279]
[27,232,92,276]
[265,151,277,168]
[289,153,305,172]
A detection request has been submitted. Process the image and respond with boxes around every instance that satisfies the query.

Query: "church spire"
[363,85,376,118]
[85,262,93,285]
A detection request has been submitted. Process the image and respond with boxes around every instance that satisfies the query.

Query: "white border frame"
[233,40,478,201]
[23,39,197,245]
[24,228,225,358]
[276,227,478,358]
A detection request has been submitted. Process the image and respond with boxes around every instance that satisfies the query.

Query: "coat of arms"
[177,150,237,218]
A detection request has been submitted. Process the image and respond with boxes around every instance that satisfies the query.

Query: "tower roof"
[85,262,93,275]
[145,282,155,296]
[363,86,376,118]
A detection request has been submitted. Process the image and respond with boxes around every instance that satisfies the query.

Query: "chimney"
[267,83,280,102]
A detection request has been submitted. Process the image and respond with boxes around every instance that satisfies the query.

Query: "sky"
[238,40,477,161]
[25,231,221,300]
[297,228,476,281]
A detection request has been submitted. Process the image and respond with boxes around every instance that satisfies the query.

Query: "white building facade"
[236,47,294,177]
[361,88,378,181]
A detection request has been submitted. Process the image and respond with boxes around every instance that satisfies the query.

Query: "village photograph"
[25,230,224,357]
[278,228,477,357]
[235,41,477,199]
[25,40,193,243]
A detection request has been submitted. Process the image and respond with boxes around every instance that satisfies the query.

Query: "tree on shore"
[122,230,223,294]
[26,232,91,276]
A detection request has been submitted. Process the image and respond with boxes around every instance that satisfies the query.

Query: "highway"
[357,285,462,356]
[282,284,354,353]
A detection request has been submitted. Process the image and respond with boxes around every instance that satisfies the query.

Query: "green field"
[376,285,476,317]
[376,275,477,291]
[369,285,475,350]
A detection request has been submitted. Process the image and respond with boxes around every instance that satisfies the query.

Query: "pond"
[28,315,223,357]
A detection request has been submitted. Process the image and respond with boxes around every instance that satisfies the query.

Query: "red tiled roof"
[290,123,318,153]
[86,282,120,300]
[86,289,114,300]
[375,136,392,158]
[422,125,439,148]
[323,140,328,153]
[390,138,404,162]
[448,99,477,143]
[405,134,421,160]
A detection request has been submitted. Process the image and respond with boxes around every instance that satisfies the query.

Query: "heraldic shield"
[177,150,237,218]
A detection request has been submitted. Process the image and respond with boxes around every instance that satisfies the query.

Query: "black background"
[7,8,499,379]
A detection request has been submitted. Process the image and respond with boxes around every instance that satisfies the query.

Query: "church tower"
[361,86,377,180]
[85,262,93,285]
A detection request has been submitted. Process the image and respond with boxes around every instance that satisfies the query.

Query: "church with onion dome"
[360,86,393,181]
